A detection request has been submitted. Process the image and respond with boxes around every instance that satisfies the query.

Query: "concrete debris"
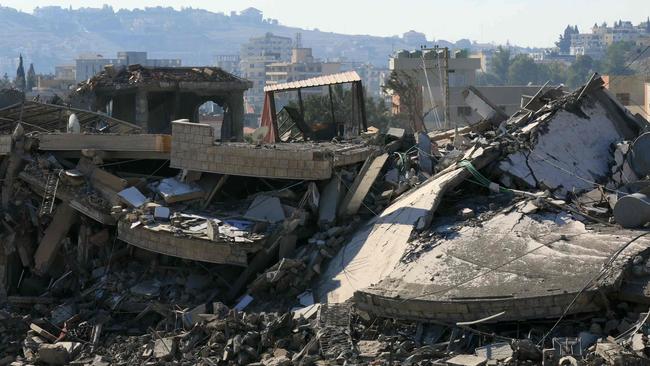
[446,354,487,366]
[245,195,286,223]
[3,68,650,366]
[154,177,204,203]
[38,342,82,365]
[117,187,147,208]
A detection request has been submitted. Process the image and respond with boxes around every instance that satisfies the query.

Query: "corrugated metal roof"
[264,71,362,92]
[0,101,143,134]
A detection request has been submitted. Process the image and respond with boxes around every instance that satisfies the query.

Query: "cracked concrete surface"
[354,202,650,322]
[499,101,626,197]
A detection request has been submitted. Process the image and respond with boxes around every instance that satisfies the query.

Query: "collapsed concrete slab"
[19,169,116,225]
[353,205,650,322]
[117,219,264,267]
[316,146,498,303]
[498,81,641,198]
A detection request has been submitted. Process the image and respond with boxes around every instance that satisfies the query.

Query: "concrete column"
[135,90,149,131]
[224,92,244,141]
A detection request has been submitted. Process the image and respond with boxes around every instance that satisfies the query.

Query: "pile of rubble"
[5,74,650,366]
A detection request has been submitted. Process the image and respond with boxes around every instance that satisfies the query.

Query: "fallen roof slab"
[0,101,142,134]
[19,170,116,225]
[353,205,650,323]
[117,221,262,267]
[316,146,498,303]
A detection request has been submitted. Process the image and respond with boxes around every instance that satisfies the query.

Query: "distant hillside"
[0,5,487,74]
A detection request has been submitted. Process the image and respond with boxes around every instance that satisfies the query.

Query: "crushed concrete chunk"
[153,337,177,359]
[446,354,487,366]
[245,195,285,223]
[156,177,204,203]
[38,342,81,365]
[117,187,147,208]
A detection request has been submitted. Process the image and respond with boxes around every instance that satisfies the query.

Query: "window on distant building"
[457,106,472,117]
[616,93,631,106]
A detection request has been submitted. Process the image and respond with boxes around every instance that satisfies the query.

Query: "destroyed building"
[3,71,650,366]
[70,65,251,139]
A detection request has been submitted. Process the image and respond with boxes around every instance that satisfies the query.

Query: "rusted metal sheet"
[264,71,362,92]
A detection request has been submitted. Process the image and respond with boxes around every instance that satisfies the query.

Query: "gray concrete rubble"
[3,73,650,365]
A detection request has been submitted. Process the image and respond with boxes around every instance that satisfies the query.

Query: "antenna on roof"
[295,33,303,48]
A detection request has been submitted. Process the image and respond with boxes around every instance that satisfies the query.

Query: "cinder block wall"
[170,120,334,180]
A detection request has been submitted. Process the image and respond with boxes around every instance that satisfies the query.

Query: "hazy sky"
[5,0,649,47]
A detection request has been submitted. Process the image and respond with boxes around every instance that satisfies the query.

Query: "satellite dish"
[251,126,269,144]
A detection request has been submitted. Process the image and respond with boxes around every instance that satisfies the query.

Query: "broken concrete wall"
[171,120,375,180]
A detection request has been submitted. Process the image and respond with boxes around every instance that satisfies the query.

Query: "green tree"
[475,72,502,86]
[507,54,539,85]
[14,54,25,92]
[26,63,36,91]
[490,46,511,85]
[566,55,595,87]
[382,70,423,133]
[556,25,579,54]
[455,48,469,58]
[537,62,568,85]
[0,73,11,89]
[601,41,635,75]
[287,86,394,133]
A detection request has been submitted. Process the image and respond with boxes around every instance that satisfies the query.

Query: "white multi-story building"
[571,20,649,59]
[240,33,293,110]
[215,54,241,75]
[266,48,341,87]
[569,33,606,58]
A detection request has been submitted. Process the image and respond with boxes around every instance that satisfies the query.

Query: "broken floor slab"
[117,220,263,266]
[353,206,650,323]
[316,146,498,303]
[19,168,115,225]
[36,133,170,160]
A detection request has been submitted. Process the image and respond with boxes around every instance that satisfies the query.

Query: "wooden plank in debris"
[338,153,389,217]
[33,203,79,275]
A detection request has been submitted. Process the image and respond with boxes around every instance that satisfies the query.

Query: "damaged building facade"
[2,64,650,366]
[70,65,251,138]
